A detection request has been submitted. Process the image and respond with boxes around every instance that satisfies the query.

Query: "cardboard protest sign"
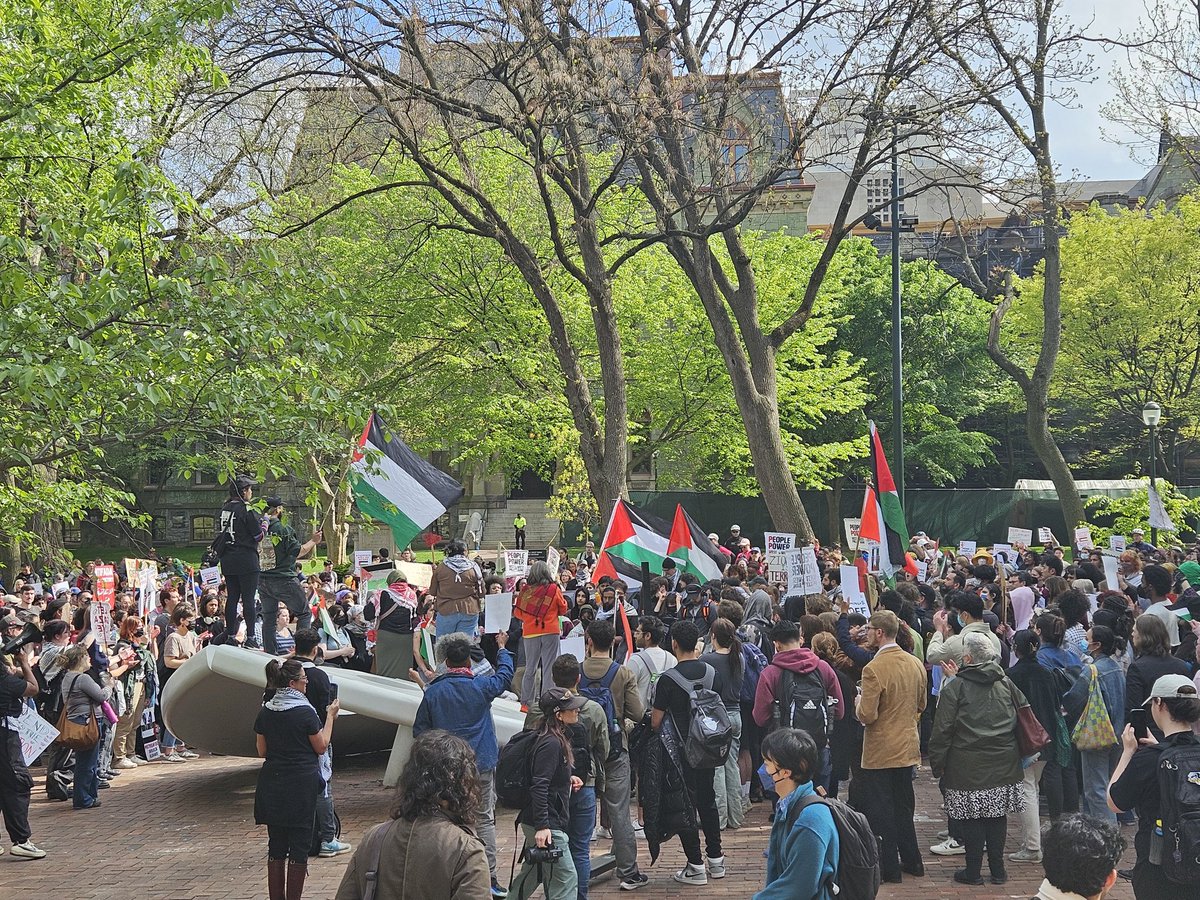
[90,601,114,649]
[1007,527,1033,546]
[839,564,869,616]
[1102,555,1121,592]
[546,546,560,574]
[957,540,977,557]
[484,592,514,634]
[503,550,529,578]
[94,564,116,606]
[785,546,822,597]
[914,560,928,583]
[394,561,432,590]
[992,543,1014,566]
[1109,535,1126,552]
[764,533,795,588]
[51,580,70,598]
[1037,527,1055,544]
[13,704,59,765]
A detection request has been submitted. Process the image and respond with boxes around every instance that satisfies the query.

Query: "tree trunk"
[30,514,66,572]
[321,482,352,566]
[1027,396,1085,531]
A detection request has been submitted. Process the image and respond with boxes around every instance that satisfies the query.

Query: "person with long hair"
[333,729,490,899]
[1126,614,1191,737]
[111,615,153,770]
[514,561,568,710]
[1109,675,1200,900]
[508,687,583,900]
[701,618,746,830]
[255,657,338,900]
[161,604,200,762]
[57,644,112,810]
[1065,625,1125,824]
[218,475,267,643]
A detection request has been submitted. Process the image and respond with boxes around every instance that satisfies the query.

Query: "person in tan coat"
[335,729,489,900]
[855,610,928,884]
[429,540,484,638]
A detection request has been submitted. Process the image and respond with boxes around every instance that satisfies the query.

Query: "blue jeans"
[71,717,102,808]
[1079,747,1117,824]
[162,725,180,750]
[436,611,478,638]
[567,786,596,899]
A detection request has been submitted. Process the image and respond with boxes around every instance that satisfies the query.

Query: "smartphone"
[328,683,339,701]
[1128,707,1148,741]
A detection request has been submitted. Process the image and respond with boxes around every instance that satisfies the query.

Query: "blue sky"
[1050,0,1153,180]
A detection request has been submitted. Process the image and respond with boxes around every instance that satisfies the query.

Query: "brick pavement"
[0,752,1135,899]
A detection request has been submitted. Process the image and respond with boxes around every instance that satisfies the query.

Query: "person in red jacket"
[752,619,844,793]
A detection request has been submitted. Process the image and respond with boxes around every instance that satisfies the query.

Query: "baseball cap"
[1131,528,1145,536]
[730,525,741,532]
[539,687,588,714]
[265,495,285,508]
[1143,674,1198,705]
[707,533,719,541]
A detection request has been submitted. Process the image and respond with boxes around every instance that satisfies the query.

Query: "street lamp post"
[1142,401,1162,546]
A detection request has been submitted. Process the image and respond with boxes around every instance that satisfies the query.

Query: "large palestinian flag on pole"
[592,499,673,589]
[866,420,912,579]
[668,504,726,582]
[350,413,464,547]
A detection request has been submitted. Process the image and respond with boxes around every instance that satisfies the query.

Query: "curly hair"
[1041,814,1125,896]
[391,730,480,828]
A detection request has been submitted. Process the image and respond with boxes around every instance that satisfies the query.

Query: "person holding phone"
[1108,675,1200,899]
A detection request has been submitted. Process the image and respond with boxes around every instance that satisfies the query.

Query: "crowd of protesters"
[4,507,1200,900]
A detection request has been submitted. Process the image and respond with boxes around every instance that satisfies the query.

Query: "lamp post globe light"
[1142,402,1162,545]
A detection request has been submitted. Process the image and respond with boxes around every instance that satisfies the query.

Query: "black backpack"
[579,661,623,760]
[787,795,881,900]
[771,668,831,748]
[495,729,542,809]
[663,665,733,769]
[1157,735,1200,885]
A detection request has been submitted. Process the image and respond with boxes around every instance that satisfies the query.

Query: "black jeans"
[858,766,921,879]
[1041,756,1079,819]
[959,816,1007,880]
[222,549,261,638]
[267,821,314,864]
[679,764,722,865]
[259,577,312,655]
[0,727,32,845]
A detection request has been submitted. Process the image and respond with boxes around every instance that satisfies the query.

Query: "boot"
[286,861,308,900]
[267,860,287,900]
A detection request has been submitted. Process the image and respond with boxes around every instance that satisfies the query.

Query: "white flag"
[1148,485,1176,532]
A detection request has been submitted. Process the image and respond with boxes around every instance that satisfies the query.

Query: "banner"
[1074,526,1094,550]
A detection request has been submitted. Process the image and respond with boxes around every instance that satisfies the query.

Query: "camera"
[525,843,563,864]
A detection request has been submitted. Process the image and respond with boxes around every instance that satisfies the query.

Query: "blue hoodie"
[753,781,839,900]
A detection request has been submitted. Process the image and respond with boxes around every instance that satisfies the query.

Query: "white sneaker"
[672,864,707,885]
[1008,848,1043,863]
[706,855,726,879]
[9,841,46,860]
[930,837,966,856]
[113,757,137,770]
[592,826,611,841]
[632,824,645,840]
[160,752,186,763]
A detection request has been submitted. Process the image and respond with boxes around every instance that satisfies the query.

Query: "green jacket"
[928,660,1023,792]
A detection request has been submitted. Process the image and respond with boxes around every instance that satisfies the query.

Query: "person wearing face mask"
[319,605,357,668]
[110,615,154,770]
[753,728,839,900]
[1063,625,1125,824]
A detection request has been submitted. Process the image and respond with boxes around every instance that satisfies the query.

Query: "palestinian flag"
[867,421,912,579]
[350,413,464,548]
[592,499,673,589]
[668,504,726,582]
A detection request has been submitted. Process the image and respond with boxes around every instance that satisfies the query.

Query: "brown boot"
[267,860,286,900]
[286,861,307,900]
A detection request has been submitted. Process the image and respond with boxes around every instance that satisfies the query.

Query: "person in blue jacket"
[413,630,515,898]
[754,727,840,900]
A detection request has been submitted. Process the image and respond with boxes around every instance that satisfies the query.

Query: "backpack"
[566,720,592,783]
[786,794,881,900]
[664,665,733,769]
[740,641,768,706]
[495,729,542,809]
[771,667,831,748]
[580,661,623,760]
[1157,735,1200,885]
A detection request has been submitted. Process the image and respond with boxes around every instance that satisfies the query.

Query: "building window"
[866,175,906,222]
[146,460,170,487]
[192,515,215,543]
[721,122,751,183]
[63,523,82,544]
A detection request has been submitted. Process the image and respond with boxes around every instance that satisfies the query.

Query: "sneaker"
[1008,849,1042,863]
[178,749,199,760]
[930,837,966,856]
[592,826,612,841]
[97,780,110,789]
[9,842,46,860]
[619,872,650,891]
[706,855,726,879]
[318,839,352,858]
[632,824,645,840]
[113,757,137,770]
[672,864,707,886]
[935,829,950,841]
[490,879,508,898]
[160,752,186,763]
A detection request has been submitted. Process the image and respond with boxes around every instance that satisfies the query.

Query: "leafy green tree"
[1083,480,1200,546]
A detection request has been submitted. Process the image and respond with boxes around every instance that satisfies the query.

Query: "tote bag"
[55,674,100,751]
[1071,665,1118,751]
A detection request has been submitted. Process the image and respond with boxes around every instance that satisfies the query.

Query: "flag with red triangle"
[868,421,913,579]
[667,504,726,582]
[592,499,673,590]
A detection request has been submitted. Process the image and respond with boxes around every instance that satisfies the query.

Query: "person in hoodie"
[514,560,569,709]
[929,632,1024,887]
[752,619,844,793]
[429,540,484,638]
[926,591,1001,666]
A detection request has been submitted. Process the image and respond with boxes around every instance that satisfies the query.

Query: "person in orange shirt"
[514,561,568,709]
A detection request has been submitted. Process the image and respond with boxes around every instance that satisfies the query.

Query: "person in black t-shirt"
[219,476,267,643]
[255,657,338,900]
[651,620,726,885]
[1,645,43,858]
